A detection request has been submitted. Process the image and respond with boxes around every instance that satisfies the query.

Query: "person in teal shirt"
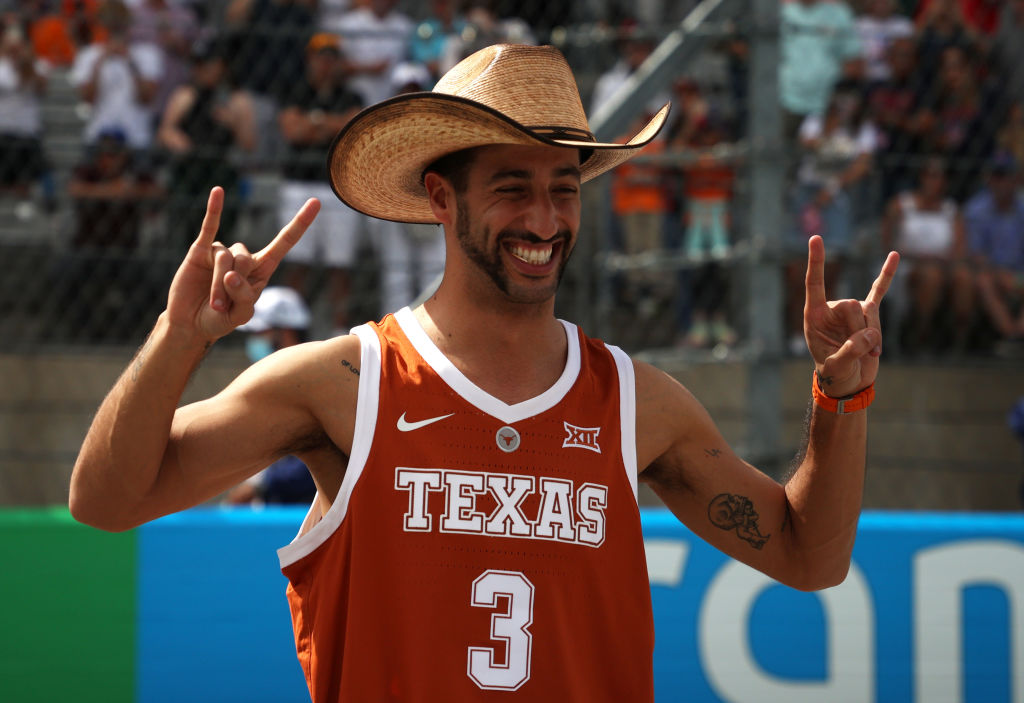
[780,0,863,136]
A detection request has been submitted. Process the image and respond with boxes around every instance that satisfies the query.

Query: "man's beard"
[455,197,574,303]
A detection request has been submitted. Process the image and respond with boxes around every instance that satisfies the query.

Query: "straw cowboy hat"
[327,43,670,224]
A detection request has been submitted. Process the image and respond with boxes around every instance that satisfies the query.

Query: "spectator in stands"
[157,34,256,250]
[915,0,1002,36]
[29,0,106,67]
[224,0,315,164]
[69,0,162,155]
[0,13,51,215]
[670,82,732,263]
[882,157,975,354]
[998,100,1024,170]
[785,90,878,355]
[224,286,317,506]
[913,44,997,202]
[128,0,199,118]
[68,126,159,248]
[666,76,710,151]
[990,0,1024,113]
[610,108,672,318]
[371,62,446,316]
[589,24,660,120]
[408,0,465,82]
[224,0,314,101]
[868,35,926,202]
[276,31,363,335]
[439,0,535,75]
[779,0,862,143]
[965,153,1024,353]
[675,117,738,350]
[64,126,164,341]
[328,0,412,106]
[914,0,978,100]
[856,0,914,86]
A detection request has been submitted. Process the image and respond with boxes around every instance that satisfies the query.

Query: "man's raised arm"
[639,236,900,591]
[69,187,320,530]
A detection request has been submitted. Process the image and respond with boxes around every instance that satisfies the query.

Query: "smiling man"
[70,44,899,702]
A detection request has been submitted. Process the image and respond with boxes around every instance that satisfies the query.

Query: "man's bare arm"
[638,236,899,591]
[69,188,321,530]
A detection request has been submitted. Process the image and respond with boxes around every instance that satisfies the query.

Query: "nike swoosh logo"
[396,412,455,432]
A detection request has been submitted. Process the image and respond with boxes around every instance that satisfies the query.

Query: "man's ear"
[424,172,455,226]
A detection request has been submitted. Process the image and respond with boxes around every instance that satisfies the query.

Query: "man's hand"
[803,234,900,398]
[165,187,320,342]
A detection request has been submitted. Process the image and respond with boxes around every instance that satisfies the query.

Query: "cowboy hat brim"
[327,92,670,224]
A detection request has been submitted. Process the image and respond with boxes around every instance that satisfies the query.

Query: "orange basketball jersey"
[279,308,654,702]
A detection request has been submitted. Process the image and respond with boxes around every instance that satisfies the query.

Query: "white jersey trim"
[277,324,382,568]
[607,344,639,504]
[393,307,581,425]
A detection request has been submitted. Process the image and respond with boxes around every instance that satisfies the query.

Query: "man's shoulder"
[252,335,363,380]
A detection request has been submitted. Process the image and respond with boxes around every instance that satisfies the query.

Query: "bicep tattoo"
[708,493,770,550]
[341,359,359,376]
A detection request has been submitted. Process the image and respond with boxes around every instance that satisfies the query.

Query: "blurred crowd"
[0,0,1022,357]
[595,0,1024,358]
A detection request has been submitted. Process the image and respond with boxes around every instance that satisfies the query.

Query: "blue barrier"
[136,508,1024,703]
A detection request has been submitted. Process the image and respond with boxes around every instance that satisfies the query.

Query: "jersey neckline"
[393,307,581,425]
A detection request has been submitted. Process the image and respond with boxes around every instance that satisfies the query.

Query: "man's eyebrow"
[555,165,582,181]
[487,169,530,183]
[487,165,582,183]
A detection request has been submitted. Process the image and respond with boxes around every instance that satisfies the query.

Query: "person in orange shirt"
[682,118,735,261]
[610,109,672,312]
[69,44,900,702]
[29,0,106,67]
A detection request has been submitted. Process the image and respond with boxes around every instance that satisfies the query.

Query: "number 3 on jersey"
[467,570,535,691]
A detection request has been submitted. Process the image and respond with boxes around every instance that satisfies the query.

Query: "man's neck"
[413,295,568,405]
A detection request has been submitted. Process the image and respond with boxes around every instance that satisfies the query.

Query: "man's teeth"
[510,245,553,265]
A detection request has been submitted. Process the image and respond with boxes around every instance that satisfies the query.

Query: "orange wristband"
[812,371,875,414]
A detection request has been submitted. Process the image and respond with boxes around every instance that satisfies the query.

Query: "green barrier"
[0,508,135,703]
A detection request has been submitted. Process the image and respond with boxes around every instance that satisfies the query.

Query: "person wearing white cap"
[70,44,900,701]
[226,286,317,505]
[237,285,312,362]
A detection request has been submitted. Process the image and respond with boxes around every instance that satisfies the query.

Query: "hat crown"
[434,44,593,140]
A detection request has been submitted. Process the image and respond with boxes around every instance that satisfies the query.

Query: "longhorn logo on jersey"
[395,467,608,548]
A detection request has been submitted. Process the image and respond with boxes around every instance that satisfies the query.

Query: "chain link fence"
[1,0,1022,508]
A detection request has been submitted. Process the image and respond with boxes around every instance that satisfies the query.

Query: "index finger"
[254,198,321,269]
[804,234,827,308]
[193,186,225,250]
[865,250,901,306]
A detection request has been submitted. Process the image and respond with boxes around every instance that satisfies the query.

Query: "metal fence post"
[744,0,786,474]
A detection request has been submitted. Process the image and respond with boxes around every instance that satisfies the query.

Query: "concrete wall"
[2,350,1021,511]
[0,347,249,506]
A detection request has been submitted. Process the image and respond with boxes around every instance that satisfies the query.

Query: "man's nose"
[522,193,560,239]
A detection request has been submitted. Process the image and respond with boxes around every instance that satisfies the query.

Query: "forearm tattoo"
[708,493,771,550]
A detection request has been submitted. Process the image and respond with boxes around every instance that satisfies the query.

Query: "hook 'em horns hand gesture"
[803,234,901,398]
[165,187,321,343]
